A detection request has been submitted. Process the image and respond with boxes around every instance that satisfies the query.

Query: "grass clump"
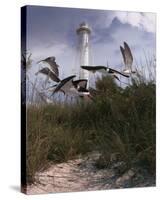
[26,74,156,183]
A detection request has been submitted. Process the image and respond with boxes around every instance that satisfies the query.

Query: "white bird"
[81,65,130,81]
[50,75,76,95]
[73,79,94,100]
[37,56,59,77]
[120,42,136,75]
[50,75,93,100]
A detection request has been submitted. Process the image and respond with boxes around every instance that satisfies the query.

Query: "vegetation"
[26,74,156,184]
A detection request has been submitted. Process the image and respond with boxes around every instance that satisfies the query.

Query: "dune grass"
[26,75,156,184]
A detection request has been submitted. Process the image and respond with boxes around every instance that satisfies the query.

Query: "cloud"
[90,15,156,73]
[103,11,156,33]
[26,6,156,84]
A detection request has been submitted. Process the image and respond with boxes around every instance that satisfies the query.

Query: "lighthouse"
[76,22,91,88]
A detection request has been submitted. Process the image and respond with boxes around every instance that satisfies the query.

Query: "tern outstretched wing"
[38,56,59,77]
[120,42,133,70]
[52,75,76,95]
[81,66,106,72]
[108,67,130,78]
[120,46,126,65]
[35,67,60,83]
[124,42,133,69]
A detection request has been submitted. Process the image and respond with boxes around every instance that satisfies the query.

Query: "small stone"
[116,177,122,185]
[128,169,135,177]
[116,169,135,186]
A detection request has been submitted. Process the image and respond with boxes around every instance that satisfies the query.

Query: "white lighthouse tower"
[76,22,91,88]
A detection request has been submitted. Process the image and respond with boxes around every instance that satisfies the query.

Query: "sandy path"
[26,152,155,194]
[27,152,115,194]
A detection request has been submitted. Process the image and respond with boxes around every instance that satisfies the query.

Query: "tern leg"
[113,74,120,82]
[120,74,122,87]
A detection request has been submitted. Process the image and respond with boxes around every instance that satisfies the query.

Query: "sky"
[25,5,156,84]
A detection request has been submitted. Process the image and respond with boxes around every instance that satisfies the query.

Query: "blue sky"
[26,5,156,82]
